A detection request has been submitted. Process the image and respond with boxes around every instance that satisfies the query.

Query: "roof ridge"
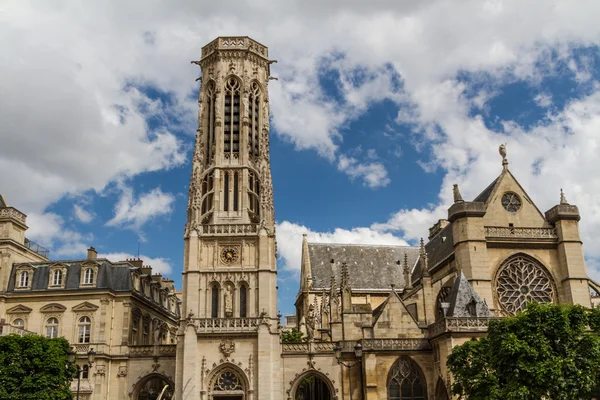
[307,242,418,249]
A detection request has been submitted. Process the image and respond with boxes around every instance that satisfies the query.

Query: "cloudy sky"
[2,0,600,315]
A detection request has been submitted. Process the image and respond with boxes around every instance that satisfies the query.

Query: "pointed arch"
[205,79,217,165]
[248,80,261,158]
[435,378,450,400]
[289,370,336,400]
[207,362,249,398]
[387,356,427,400]
[493,252,556,315]
[223,76,241,156]
[131,372,174,400]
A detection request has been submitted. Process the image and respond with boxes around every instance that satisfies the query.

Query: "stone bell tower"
[175,37,280,400]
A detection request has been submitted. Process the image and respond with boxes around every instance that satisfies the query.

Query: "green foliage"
[281,328,305,343]
[0,334,77,400]
[448,303,600,400]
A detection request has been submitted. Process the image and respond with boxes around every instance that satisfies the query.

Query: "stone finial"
[403,253,412,289]
[499,143,508,170]
[560,188,569,205]
[453,184,464,203]
[419,238,426,255]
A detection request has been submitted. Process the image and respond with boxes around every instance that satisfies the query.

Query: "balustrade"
[484,226,557,239]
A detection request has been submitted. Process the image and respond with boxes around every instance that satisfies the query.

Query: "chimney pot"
[87,247,98,260]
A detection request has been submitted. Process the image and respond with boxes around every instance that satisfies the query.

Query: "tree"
[281,328,305,343]
[447,302,600,400]
[0,334,77,400]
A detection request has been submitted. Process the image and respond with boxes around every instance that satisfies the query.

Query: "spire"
[499,143,508,171]
[419,238,429,277]
[560,188,569,205]
[453,184,464,203]
[340,262,350,289]
[300,234,313,290]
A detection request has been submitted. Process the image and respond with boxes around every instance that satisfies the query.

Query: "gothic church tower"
[175,37,280,400]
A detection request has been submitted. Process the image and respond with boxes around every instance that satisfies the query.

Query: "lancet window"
[201,171,214,217]
[248,171,260,219]
[211,285,219,318]
[205,80,217,165]
[224,78,241,156]
[248,82,260,158]
[239,285,247,318]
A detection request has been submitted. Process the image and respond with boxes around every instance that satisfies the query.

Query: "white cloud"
[26,212,92,258]
[73,204,94,223]
[276,220,408,275]
[99,252,173,275]
[534,93,553,108]
[337,155,390,188]
[106,186,175,231]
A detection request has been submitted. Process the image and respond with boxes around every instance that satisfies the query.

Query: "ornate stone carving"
[219,339,235,358]
[117,366,127,377]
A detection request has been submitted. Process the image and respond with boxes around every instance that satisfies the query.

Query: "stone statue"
[499,143,507,163]
[305,304,316,341]
[560,188,568,205]
[224,286,233,317]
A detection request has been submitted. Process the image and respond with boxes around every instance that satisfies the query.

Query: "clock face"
[221,248,238,264]
[501,192,522,213]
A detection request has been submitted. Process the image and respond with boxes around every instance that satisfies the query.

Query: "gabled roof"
[473,177,499,203]
[372,290,422,337]
[307,243,420,290]
[446,272,493,318]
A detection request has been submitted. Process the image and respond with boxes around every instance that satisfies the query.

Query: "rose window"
[495,255,555,315]
[501,192,522,213]
[213,370,243,391]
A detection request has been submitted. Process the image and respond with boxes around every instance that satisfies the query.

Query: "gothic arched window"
[233,171,239,211]
[224,78,241,155]
[239,285,247,318]
[248,171,260,220]
[224,172,230,212]
[206,80,216,164]
[495,254,556,315]
[248,82,260,158]
[294,373,332,400]
[387,357,427,400]
[211,285,219,318]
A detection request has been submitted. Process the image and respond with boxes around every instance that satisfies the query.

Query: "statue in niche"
[306,304,316,341]
[224,286,233,317]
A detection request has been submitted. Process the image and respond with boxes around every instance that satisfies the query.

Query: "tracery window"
[248,81,260,158]
[19,271,29,288]
[84,268,94,285]
[213,370,243,391]
[495,254,555,315]
[45,317,59,338]
[135,375,173,400]
[387,357,427,400]
[205,80,216,165]
[239,285,247,318]
[78,316,91,343]
[52,270,63,286]
[224,78,241,155]
[501,192,522,213]
[294,374,332,400]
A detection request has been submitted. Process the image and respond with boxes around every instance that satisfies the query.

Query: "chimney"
[87,246,98,260]
[126,258,144,269]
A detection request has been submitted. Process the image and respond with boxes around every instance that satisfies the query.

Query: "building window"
[52,270,63,286]
[206,80,216,165]
[387,357,427,400]
[248,81,261,157]
[143,322,149,345]
[18,271,29,288]
[45,317,59,338]
[83,268,94,285]
[78,316,91,343]
[12,319,25,329]
[224,78,241,154]
[81,365,89,380]
[233,172,239,211]
[239,286,247,318]
[211,285,219,318]
[224,172,229,212]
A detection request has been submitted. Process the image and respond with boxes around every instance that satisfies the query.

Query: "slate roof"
[446,272,493,318]
[308,243,420,290]
[7,259,134,292]
[425,224,454,270]
[473,177,499,203]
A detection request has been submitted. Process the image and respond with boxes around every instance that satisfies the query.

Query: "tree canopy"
[447,302,600,400]
[281,328,305,343]
[0,334,77,400]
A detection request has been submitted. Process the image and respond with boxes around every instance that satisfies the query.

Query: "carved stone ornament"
[117,366,127,377]
[219,339,235,358]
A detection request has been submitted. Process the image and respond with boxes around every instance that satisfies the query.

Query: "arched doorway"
[209,365,248,400]
[132,373,174,400]
[292,372,333,400]
[387,357,427,400]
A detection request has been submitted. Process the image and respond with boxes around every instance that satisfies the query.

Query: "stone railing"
[282,343,309,353]
[484,226,557,239]
[129,344,177,357]
[362,338,431,351]
[193,317,260,333]
[0,324,34,337]
[0,207,26,225]
[429,317,495,337]
[198,224,258,236]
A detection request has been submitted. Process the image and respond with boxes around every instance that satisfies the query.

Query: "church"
[0,36,598,400]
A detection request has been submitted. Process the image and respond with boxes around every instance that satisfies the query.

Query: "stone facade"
[1,38,599,400]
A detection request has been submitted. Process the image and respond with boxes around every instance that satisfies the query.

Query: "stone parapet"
[428,317,496,338]
[485,226,557,239]
[448,202,486,223]
[191,317,261,333]
[201,36,268,60]
[545,204,581,223]
[0,207,27,226]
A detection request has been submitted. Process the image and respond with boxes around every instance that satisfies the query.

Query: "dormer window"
[52,270,63,286]
[19,271,29,288]
[84,268,94,285]
[80,263,98,287]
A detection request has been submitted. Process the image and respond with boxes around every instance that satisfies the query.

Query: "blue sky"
[2,1,600,317]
